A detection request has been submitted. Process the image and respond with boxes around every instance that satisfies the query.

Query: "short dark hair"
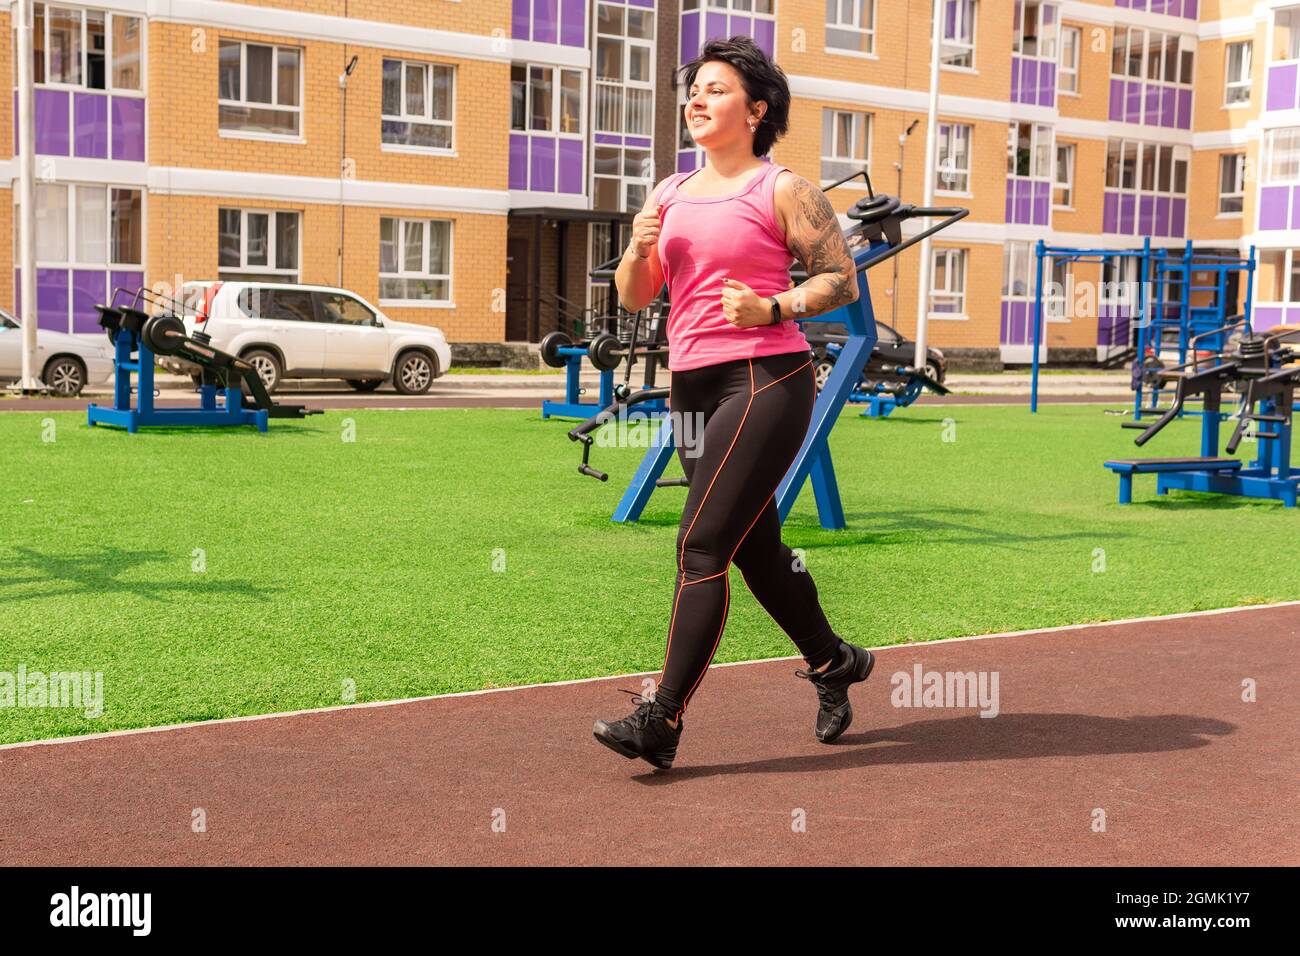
[678,36,791,158]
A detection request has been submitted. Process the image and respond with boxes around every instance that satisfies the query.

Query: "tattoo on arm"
[785,177,857,315]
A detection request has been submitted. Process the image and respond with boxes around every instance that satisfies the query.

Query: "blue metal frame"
[541,345,667,420]
[611,239,885,529]
[87,328,269,432]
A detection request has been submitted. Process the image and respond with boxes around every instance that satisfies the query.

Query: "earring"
[748,123,756,133]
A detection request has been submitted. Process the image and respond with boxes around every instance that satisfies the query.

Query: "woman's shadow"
[632,712,1234,784]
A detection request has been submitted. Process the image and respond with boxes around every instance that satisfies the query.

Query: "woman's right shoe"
[593,689,683,770]
[795,639,875,743]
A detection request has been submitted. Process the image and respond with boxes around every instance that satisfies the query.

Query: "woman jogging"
[592,36,875,771]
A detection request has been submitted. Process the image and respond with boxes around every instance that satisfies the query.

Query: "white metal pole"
[16,0,40,390]
[914,0,943,372]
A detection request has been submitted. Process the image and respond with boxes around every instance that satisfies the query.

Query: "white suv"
[164,281,452,394]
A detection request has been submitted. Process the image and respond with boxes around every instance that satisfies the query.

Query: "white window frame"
[1007,121,1055,182]
[940,0,977,71]
[1053,142,1074,209]
[594,3,654,136]
[1263,127,1300,185]
[1224,40,1252,107]
[14,182,144,268]
[378,216,454,307]
[512,62,585,137]
[935,122,972,195]
[217,39,304,141]
[1104,138,1190,198]
[1058,24,1080,94]
[593,144,653,213]
[381,58,455,154]
[1256,248,1300,306]
[217,207,300,279]
[1109,27,1195,87]
[1013,1,1058,62]
[821,108,871,188]
[1270,7,1300,64]
[826,0,877,59]
[929,247,967,319]
[1218,153,1245,217]
[1043,256,1073,323]
[30,4,145,95]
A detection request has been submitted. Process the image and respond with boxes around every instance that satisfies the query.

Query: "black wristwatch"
[766,296,782,325]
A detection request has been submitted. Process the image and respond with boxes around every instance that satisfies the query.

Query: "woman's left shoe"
[795,639,875,743]
[592,690,683,770]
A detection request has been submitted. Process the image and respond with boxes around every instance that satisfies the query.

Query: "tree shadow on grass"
[0,545,282,604]
[633,712,1234,785]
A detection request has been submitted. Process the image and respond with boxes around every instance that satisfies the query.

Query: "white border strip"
[2,600,1297,753]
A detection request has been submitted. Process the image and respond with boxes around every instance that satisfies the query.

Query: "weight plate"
[588,332,622,372]
[540,330,573,368]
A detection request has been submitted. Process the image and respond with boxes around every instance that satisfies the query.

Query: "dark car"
[801,319,947,391]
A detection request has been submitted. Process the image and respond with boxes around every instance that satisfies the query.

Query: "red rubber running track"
[1,604,1295,866]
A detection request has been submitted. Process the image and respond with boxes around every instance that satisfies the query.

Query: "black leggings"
[655,349,842,722]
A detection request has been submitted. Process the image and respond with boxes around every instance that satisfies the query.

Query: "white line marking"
[2,599,1296,752]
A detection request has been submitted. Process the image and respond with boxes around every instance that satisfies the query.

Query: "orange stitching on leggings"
[753,357,812,396]
[660,359,757,696]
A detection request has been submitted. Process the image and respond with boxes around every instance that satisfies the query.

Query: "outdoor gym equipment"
[1029,239,1256,415]
[539,306,670,419]
[88,287,320,432]
[1103,327,1300,506]
[812,334,949,418]
[567,171,969,529]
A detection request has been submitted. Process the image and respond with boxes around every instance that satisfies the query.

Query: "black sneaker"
[593,689,683,770]
[794,639,875,743]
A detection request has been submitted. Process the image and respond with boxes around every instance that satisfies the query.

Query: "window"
[382,59,453,150]
[821,109,870,184]
[1008,122,1053,179]
[1258,250,1300,303]
[379,217,451,302]
[218,40,302,137]
[30,4,142,91]
[1059,25,1079,93]
[594,4,653,135]
[1273,8,1300,62]
[941,0,977,68]
[1264,127,1300,184]
[511,63,584,134]
[1014,1,1057,60]
[218,208,299,281]
[1224,41,1252,105]
[1002,241,1033,299]
[1043,257,1072,321]
[265,289,315,322]
[593,145,651,212]
[1053,143,1074,207]
[1218,154,1245,215]
[1105,138,1188,196]
[929,248,966,317]
[827,0,875,56]
[13,183,142,266]
[935,123,971,193]
[1110,27,1194,85]
[318,292,377,326]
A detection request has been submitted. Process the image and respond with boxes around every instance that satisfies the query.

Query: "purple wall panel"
[1016,179,1031,224]
[529,135,555,192]
[1021,60,1037,105]
[1034,181,1050,225]
[1009,58,1021,103]
[1125,81,1142,123]
[1255,306,1284,328]
[110,270,144,303]
[1119,194,1136,234]
[681,12,699,62]
[36,89,69,155]
[1039,63,1055,107]
[509,133,528,190]
[594,133,620,145]
[1155,196,1170,236]
[1005,180,1014,222]
[625,136,651,148]
[1000,301,1009,344]
[512,0,529,40]
[1175,89,1192,129]
[73,93,109,159]
[1161,87,1176,128]
[71,270,106,333]
[1184,0,1197,17]
[1259,186,1290,230]
[561,0,584,46]
[1292,185,1300,229]
[533,0,557,44]
[1266,65,1298,113]
[704,12,727,43]
[677,151,695,173]
[111,97,145,162]
[728,15,751,39]
[753,17,775,56]
[1144,84,1160,125]
[1012,301,1027,345]
[628,0,654,6]
[1103,192,1118,232]
[1170,198,1185,238]
[557,138,583,194]
[1138,196,1154,235]
[37,268,69,333]
[1109,79,1124,121]
[1288,307,1300,325]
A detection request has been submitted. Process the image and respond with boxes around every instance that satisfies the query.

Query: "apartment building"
[0,0,1287,367]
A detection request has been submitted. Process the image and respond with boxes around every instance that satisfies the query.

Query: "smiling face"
[684,60,763,150]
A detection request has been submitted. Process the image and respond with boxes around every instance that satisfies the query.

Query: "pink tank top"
[656,161,811,371]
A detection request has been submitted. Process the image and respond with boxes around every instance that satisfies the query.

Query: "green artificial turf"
[1,402,1296,744]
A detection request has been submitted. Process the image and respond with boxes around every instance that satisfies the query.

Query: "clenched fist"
[720,277,773,329]
[629,204,663,258]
